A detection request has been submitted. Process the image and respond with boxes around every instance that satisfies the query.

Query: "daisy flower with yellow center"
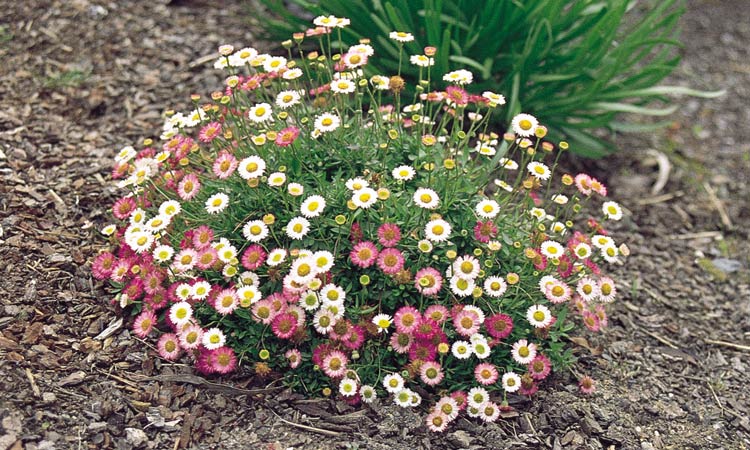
[275,90,302,109]
[526,304,553,328]
[475,199,500,219]
[205,193,229,214]
[442,69,473,85]
[413,188,440,209]
[242,220,269,243]
[602,201,623,220]
[314,112,340,133]
[247,102,273,123]
[286,217,310,240]
[262,56,287,73]
[527,161,551,180]
[410,54,434,67]
[511,113,538,137]
[389,31,414,42]
[287,182,304,196]
[282,68,303,80]
[502,372,521,393]
[372,313,392,333]
[237,156,266,179]
[301,195,326,218]
[540,240,564,259]
[392,165,416,181]
[331,79,356,94]
[351,187,378,209]
[424,218,451,242]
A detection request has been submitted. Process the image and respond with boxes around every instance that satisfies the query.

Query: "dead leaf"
[58,370,87,386]
[569,336,603,356]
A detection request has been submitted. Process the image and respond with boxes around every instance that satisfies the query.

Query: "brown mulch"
[1,0,749,449]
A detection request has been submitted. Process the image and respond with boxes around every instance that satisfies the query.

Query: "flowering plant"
[93,16,628,432]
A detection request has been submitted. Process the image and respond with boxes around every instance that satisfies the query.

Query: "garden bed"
[0,0,748,448]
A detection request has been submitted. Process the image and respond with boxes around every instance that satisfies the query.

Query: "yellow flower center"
[176,309,187,319]
[297,263,311,276]
[519,119,532,130]
[254,107,266,117]
[293,223,303,233]
[432,225,444,235]
[552,286,564,297]
[210,334,220,344]
[250,225,262,235]
[518,346,529,357]
[322,118,333,126]
[420,194,432,203]
[533,311,546,322]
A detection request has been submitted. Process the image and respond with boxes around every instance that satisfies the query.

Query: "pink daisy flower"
[92,252,116,280]
[321,350,348,378]
[474,363,499,385]
[408,340,437,362]
[349,241,378,268]
[109,259,132,282]
[556,255,574,278]
[142,270,164,295]
[209,346,237,374]
[519,376,539,396]
[479,401,500,423]
[196,247,218,270]
[426,411,450,432]
[579,375,596,394]
[582,311,601,331]
[473,220,498,243]
[424,305,449,324]
[450,391,468,411]
[527,354,552,380]
[595,305,608,328]
[574,173,593,196]
[132,310,156,338]
[123,278,144,301]
[435,396,460,420]
[195,348,215,375]
[342,325,365,350]
[545,280,572,304]
[414,319,439,341]
[172,249,198,273]
[419,361,444,386]
[177,173,201,201]
[241,245,267,270]
[390,332,413,354]
[144,289,168,311]
[157,333,182,361]
[394,306,421,334]
[285,349,302,368]
[453,308,481,337]
[252,299,277,325]
[445,85,469,106]
[590,177,607,197]
[414,267,443,296]
[275,126,300,147]
[377,223,401,247]
[212,151,238,179]
[199,121,222,143]
[112,197,137,220]
[272,312,298,339]
[213,289,238,315]
[484,313,514,340]
[192,225,214,249]
[376,248,405,275]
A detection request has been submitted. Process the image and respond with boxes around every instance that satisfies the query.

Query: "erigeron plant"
[93,16,628,432]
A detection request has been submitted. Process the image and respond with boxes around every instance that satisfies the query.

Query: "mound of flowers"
[93,16,628,432]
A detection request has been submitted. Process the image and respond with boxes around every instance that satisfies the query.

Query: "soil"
[1,0,749,449]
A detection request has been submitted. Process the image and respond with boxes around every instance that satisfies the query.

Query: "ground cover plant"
[93,17,629,432]
[254,0,723,157]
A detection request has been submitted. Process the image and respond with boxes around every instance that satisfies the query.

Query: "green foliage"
[251,0,723,157]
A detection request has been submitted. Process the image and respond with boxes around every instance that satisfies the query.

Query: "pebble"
[42,392,57,404]
[125,428,147,447]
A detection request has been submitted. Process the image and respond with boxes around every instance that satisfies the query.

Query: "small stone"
[447,430,472,449]
[125,428,147,447]
[88,421,108,432]
[641,442,655,450]
[582,414,605,435]
[42,392,57,404]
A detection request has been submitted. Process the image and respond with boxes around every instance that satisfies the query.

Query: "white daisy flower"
[592,234,615,249]
[409,54,434,67]
[242,220,269,242]
[502,372,521,393]
[301,195,326,218]
[413,188,440,209]
[360,385,377,403]
[286,217,310,240]
[511,339,537,365]
[145,215,170,233]
[247,102,273,123]
[282,68,303,80]
[494,179,513,192]
[424,219,451,242]
[511,113,538,137]
[152,244,174,263]
[443,69,473,85]
[601,244,620,263]
[262,55,286,72]
[372,313,392,333]
[299,290,320,311]
[314,112,340,133]
[602,201,623,220]
[168,302,193,327]
[339,378,358,397]
[467,387,489,408]
[449,276,475,297]
[312,250,335,273]
[236,285,261,305]
[287,182,304,196]
[475,199,500,219]
[383,373,404,393]
[370,75,390,90]
[276,90,302,109]
[114,146,136,163]
[267,172,287,187]
[159,200,181,217]
[472,338,491,359]
[527,304,553,328]
[237,156,266,179]
[330,78,356,94]
[452,255,481,280]
[126,231,154,254]
[451,340,472,360]
[320,283,346,304]
[482,91,506,106]
[351,188,378,209]
[239,271,260,288]
[289,257,317,284]
[228,47,258,66]
[191,281,212,300]
[540,240,564,259]
[205,193,229,214]
[202,328,226,350]
[483,276,507,298]
[573,242,592,259]
[389,31,414,42]
[266,248,287,267]
[527,161,551,180]
[345,177,369,191]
